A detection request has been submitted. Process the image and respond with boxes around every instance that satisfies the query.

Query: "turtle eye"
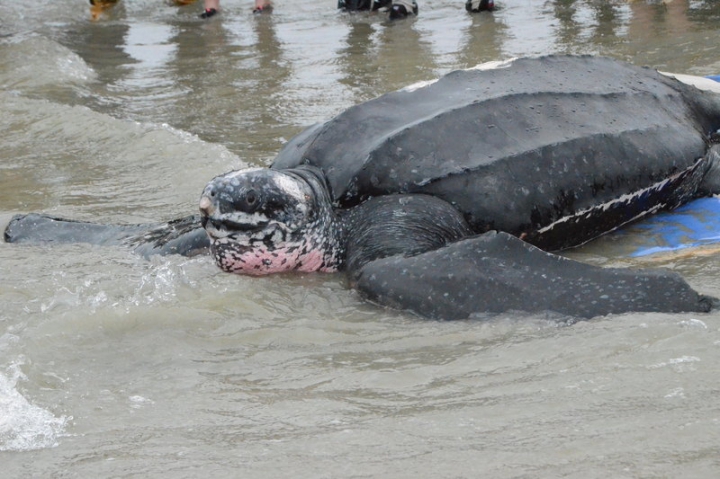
[231,189,261,213]
[246,191,257,205]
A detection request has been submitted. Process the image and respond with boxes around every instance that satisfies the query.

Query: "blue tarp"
[624,197,720,257]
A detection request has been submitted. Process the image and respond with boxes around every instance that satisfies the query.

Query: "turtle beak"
[199,195,215,218]
[199,195,216,234]
[199,194,232,239]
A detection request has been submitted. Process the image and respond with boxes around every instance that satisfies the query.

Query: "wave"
[0,360,71,452]
[0,33,97,93]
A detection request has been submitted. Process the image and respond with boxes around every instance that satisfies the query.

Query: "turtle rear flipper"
[353,231,715,320]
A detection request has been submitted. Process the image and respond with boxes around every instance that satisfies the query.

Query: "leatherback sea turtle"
[6,55,720,320]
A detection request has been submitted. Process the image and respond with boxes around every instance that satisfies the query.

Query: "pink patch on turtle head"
[213,240,339,275]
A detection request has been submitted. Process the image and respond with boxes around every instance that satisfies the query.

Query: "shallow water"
[2,0,720,477]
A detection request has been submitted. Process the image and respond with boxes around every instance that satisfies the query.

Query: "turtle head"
[199,166,343,275]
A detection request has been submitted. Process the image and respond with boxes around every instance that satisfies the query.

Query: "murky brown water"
[2,0,720,477]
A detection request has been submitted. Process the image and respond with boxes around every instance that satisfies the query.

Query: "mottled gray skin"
[6,55,720,320]
[357,232,717,320]
[200,166,343,275]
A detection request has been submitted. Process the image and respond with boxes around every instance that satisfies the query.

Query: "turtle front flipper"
[352,231,716,320]
[4,213,209,258]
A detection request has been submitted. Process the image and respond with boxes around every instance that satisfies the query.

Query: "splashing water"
[0,360,71,452]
